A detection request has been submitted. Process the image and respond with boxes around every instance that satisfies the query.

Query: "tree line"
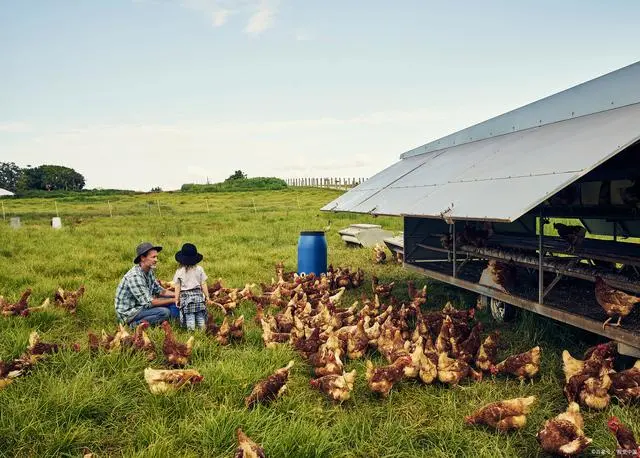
[0,162,85,193]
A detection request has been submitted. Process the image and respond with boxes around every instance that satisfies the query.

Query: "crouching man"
[115,242,176,326]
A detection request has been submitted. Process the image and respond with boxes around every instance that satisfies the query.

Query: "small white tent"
[0,188,15,196]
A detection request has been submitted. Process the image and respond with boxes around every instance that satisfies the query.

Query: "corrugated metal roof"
[322,102,640,222]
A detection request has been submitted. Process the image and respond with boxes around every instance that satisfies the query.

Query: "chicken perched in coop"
[309,369,357,402]
[371,276,394,298]
[595,276,640,329]
[245,360,294,408]
[490,346,541,381]
[373,243,387,264]
[607,417,640,456]
[562,348,613,410]
[464,396,536,431]
[609,360,640,403]
[143,367,203,394]
[459,222,494,248]
[475,331,500,371]
[553,223,586,253]
[235,428,266,458]
[479,259,516,294]
[54,285,85,314]
[536,402,592,457]
[366,356,412,397]
[161,321,194,368]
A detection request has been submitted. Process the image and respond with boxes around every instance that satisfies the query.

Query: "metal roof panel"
[323,102,640,221]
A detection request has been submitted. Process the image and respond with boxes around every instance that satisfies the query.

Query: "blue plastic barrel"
[297,231,327,275]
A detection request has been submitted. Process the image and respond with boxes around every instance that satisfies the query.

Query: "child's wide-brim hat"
[175,243,203,265]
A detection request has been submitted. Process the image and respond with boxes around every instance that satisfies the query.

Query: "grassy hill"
[0,188,637,457]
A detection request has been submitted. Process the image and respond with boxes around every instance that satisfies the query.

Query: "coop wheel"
[490,298,516,322]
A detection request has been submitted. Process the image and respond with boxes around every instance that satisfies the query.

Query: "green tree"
[17,165,85,191]
[0,162,22,193]
[225,170,247,182]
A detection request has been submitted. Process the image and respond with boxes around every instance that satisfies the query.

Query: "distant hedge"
[181,177,288,193]
[14,189,139,199]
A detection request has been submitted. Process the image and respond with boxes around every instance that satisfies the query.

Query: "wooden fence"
[285,177,366,189]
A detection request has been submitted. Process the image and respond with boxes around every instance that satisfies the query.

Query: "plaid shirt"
[178,288,206,314]
[114,265,163,323]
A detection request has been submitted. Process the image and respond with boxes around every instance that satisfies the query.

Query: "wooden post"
[156,199,162,216]
[108,200,113,217]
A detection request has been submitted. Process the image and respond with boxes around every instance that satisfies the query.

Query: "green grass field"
[0,188,638,457]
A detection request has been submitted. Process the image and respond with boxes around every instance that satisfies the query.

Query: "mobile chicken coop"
[322,61,640,357]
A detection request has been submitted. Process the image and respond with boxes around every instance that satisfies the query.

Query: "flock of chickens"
[1,258,640,456]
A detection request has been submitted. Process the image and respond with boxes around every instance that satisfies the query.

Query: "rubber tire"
[490,298,516,322]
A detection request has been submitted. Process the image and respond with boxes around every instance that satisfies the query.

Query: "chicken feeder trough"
[338,223,394,248]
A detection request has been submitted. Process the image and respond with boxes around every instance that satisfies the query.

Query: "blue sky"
[1,0,639,190]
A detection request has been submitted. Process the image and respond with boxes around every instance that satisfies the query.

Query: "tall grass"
[0,188,637,457]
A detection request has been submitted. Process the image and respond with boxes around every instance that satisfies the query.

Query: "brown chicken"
[310,369,357,402]
[490,346,541,381]
[475,331,499,371]
[131,321,157,361]
[609,360,640,403]
[235,428,266,458]
[54,285,85,314]
[479,259,516,294]
[554,223,586,253]
[536,402,592,457]
[143,367,203,394]
[595,276,640,329]
[607,416,640,456]
[458,222,494,248]
[365,356,411,397]
[161,321,194,368]
[373,243,387,264]
[437,352,482,385]
[562,349,612,410]
[245,360,294,408]
[260,318,291,349]
[372,276,394,298]
[1,289,50,316]
[465,396,536,431]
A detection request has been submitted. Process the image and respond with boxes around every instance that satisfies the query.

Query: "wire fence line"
[285,177,367,189]
[0,195,336,223]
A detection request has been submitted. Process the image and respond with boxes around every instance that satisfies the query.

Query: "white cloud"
[244,5,275,35]
[3,106,489,191]
[0,122,31,133]
[212,9,231,26]
[178,0,278,34]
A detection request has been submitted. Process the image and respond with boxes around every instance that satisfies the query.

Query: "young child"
[173,243,212,330]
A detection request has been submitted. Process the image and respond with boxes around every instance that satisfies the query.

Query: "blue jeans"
[129,306,172,326]
[181,309,207,331]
